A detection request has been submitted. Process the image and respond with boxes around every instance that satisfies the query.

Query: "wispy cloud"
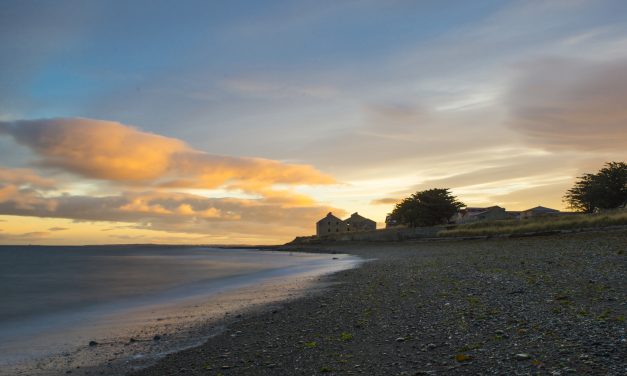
[48,227,68,231]
[370,197,398,205]
[506,57,627,151]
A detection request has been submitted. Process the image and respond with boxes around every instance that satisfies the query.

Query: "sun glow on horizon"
[1,1,626,244]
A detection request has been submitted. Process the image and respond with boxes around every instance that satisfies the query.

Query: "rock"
[88,341,98,347]
[153,335,161,341]
[129,338,137,343]
[426,343,437,350]
[455,354,472,362]
[514,353,532,360]
[396,337,405,342]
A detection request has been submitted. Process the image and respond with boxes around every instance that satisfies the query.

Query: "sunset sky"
[1,0,626,244]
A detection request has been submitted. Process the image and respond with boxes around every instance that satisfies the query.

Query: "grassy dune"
[438,211,627,237]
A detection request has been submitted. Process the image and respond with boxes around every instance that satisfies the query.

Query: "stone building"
[315,212,377,236]
[453,206,509,224]
[316,212,347,236]
[345,212,376,232]
[520,206,560,219]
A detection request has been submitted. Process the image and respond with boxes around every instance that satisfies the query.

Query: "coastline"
[0,250,361,376]
[133,229,626,375]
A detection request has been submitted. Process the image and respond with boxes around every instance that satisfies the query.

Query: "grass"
[339,332,353,341]
[438,211,627,237]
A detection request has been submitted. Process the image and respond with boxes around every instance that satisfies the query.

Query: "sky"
[1,0,626,245]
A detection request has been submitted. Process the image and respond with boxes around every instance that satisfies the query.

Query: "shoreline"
[133,230,626,375]
[0,251,361,376]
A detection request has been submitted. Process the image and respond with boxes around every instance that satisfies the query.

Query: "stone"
[514,353,532,360]
[88,341,98,347]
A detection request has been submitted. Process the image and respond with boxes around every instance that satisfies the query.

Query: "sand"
[2,253,360,376]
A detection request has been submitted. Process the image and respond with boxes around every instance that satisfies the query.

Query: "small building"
[520,206,560,219]
[454,206,508,224]
[316,212,347,236]
[385,214,401,228]
[345,212,376,232]
[505,211,521,220]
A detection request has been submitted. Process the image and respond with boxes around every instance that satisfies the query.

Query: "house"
[520,206,560,219]
[453,206,509,224]
[385,215,401,228]
[505,211,522,220]
[316,212,347,235]
[315,212,377,236]
[345,212,376,232]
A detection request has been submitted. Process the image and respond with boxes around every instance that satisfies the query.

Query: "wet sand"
[133,230,626,375]
[1,252,360,376]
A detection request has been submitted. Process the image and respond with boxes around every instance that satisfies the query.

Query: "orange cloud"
[0,167,56,189]
[0,118,336,191]
[0,119,339,242]
[0,187,339,238]
[0,167,58,211]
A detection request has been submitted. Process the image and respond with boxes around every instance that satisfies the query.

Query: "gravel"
[131,230,626,375]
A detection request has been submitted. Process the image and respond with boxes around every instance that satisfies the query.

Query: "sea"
[0,245,360,375]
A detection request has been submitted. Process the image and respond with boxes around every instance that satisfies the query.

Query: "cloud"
[0,119,340,241]
[506,58,627,151]
[0,231,51,241]
[0,167,58,211]
[370,197,398,205]
[0,189,341,238]
[48,227,68,231]
[0,118,336,191]
[0,166,56,189]
[296,101,512,179]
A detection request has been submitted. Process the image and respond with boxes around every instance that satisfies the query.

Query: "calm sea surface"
[0,245,359,369]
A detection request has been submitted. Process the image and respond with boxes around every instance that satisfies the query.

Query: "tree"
[564,162,627,213]
[388,188,464,227]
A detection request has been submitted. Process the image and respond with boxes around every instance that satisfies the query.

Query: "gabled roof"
[346,212,376,224]
[316,212,343,224]
[523,206,560,213]
[460,206,504,217]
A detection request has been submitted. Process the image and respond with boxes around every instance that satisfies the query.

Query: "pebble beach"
[132,229,626,375]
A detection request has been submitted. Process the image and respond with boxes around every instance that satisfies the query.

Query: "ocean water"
[0,245,360,373]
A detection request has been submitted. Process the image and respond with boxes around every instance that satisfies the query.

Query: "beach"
[133,230,626,375]
[0,247,360,376]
